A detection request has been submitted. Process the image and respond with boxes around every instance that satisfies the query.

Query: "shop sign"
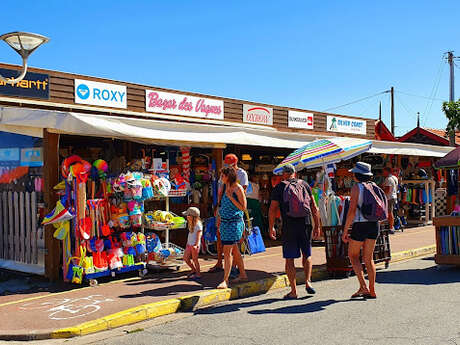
[327,115,366,135]
[243,104,273,125]
[0,148,20,162]
[255,164,275,172]
[288,111,314,129]
[0,68,49,99]
[20,148,43,167]
[145,90,224,120]
[75,79,127,109]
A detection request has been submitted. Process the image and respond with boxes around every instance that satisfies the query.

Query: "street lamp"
[0,31,49,84]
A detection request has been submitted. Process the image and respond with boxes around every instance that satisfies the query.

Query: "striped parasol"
[273,137,372,174]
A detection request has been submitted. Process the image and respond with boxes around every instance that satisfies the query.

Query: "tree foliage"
[443,100,460,138]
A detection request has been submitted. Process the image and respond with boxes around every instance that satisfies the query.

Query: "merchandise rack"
[84,263,146,286]
[401,179,435,226]
[323,225,391,277]
[433,216,460,266]
[145,190,187,270]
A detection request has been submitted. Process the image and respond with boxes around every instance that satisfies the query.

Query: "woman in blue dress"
[217,167,248,289]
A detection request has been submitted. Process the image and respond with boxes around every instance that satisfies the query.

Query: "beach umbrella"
[434,146,460,169]
[273,137,372,174]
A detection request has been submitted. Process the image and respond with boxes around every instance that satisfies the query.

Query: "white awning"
[0,106,318,149]
[0,106,455,157]
[369,140,454,157]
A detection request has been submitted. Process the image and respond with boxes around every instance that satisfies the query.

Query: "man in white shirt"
[383,167,398,234]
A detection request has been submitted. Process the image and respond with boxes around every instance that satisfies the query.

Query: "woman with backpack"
[342,162,387,299]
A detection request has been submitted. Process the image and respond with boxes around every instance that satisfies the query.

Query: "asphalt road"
[12,256,460,345]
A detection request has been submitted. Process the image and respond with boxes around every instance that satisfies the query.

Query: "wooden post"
[213,148,224,173]
[43,129,60,281]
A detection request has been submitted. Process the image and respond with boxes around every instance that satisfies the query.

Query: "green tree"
[443,100,460,146]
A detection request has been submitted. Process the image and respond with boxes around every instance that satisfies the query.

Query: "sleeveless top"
[219,193,244,242]
[354,183,367,223]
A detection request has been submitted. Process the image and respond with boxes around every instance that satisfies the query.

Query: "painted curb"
[1,245,436,340]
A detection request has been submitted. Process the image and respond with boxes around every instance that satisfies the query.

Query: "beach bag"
[247,226,266,255]
[359,182,388,221]
[204,217,218,242]
[282,180,311,218]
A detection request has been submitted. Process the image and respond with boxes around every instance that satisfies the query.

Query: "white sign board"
[288,111,314,129]
[243,104,273,125]
[75,79,127,109]
[145,90,224,120]
[327,115,367,135]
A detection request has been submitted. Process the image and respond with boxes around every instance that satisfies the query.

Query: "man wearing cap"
[268,164,321,299]
[209,154,248,274]
[223,153,248,191]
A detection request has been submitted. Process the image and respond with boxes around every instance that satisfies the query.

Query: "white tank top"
[354,183,366,223]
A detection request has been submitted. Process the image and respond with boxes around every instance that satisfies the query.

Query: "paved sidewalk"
[0,226,435,339]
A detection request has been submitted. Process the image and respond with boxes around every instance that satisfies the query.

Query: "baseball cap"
[282,163,296,174]
[182,207,200,217]
[224,154,238,166]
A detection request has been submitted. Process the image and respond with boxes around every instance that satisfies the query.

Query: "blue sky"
[1,1,459,136]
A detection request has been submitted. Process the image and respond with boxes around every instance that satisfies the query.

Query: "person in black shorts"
[342,162,380,299]
[269,164,321,300]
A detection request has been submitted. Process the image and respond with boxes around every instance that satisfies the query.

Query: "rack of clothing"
[400,179,435,226]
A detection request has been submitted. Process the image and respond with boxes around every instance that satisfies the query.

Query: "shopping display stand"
[401,179,435,226]
[145,190,187,271]
[433,216,460,266]
[85,263,147,286]
[323,225,391,277]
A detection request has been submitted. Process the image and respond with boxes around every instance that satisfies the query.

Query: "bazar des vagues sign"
[145,90,224,120]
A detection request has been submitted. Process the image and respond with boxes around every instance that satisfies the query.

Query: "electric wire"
[395,90,444,102]
[322,90,389,112]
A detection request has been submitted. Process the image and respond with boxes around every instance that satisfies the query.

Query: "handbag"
[247,226,266,255]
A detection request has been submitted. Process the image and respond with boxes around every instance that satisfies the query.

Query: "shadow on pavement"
[376,266,460,285]
[195,296,313,315]
[248,298,364,315]
[119,269,280,299]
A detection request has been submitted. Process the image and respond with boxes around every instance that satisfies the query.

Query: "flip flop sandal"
[283,293,298,300]
[217,282,228,289]
[351,291,368,298]
[364,293,377,299]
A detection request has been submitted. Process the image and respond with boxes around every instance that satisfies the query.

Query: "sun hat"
[349,162,373,176]
[281,163,296,174]
[224,153,238,167]
[182,207,200,217]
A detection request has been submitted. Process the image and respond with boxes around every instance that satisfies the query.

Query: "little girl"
[182,207,203,280]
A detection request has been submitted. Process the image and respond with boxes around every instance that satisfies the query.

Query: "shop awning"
[0,106,455,156]
[368,140,454,157]
[0,106,318,149]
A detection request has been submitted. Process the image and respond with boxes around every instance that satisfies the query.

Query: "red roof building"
[398,127,460,146]
[375,120,397,141]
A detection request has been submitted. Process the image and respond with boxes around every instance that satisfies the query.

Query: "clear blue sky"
[1,1,459,136]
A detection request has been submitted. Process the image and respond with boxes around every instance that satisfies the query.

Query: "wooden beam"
[43,129,61,281]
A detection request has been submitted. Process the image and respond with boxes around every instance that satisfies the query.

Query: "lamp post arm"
[0,56,28,84]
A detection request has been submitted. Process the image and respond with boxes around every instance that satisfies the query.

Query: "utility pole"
[390,86,395,135]
[447,51,456,146]
[379,101,382,121]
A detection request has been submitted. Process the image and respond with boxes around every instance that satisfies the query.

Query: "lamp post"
[0,31,49,84]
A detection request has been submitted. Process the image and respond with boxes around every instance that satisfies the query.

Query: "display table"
[433,216,460,266]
